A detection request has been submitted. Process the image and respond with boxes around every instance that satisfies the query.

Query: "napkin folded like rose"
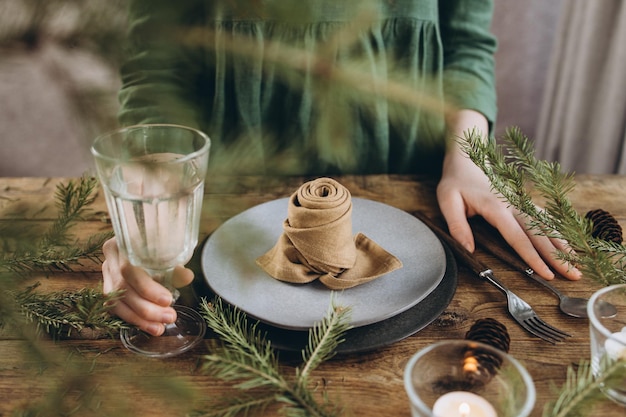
[256,177,402,290]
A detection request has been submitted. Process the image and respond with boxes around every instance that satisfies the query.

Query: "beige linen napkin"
[256,177,402,290]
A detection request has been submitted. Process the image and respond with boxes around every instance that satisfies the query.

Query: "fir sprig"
[298,302,350,389]
[11,283,128,338]
[543,358,626,417]
[2,234,112,273]
[461,127,626,286]
[46,177,99,246]
[197,297,352,417]
[0,176,113,274]
[0,176,122,338]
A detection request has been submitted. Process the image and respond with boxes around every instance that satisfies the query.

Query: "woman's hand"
[102,238,195,336]
[436,110,581,281]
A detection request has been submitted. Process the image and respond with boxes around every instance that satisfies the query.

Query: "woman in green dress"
[102,0,581,336]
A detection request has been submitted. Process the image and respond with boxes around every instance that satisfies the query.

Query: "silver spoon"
[521,267,616,318]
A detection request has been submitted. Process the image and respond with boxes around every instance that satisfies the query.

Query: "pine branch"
[460,127,626,286]
[10,283,128,338]
[0,176,113,275]
[0,176,122,339]
[200,298,282,390]
[298,301,352,387]
[199,297,350,417]
[43,176,99,247]
[543,358,626,417]
[2,232,112,274]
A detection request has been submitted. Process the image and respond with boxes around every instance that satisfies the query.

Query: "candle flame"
[463,356,479,373]
[459,402,471,417]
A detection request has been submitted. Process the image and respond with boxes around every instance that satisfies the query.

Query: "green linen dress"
[118,0,497,175]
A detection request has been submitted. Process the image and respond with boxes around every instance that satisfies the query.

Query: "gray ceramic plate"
[255,242,457,354]
[201,197,446,330]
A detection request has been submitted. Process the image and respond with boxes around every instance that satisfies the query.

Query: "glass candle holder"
[588,283,626,406]
[404,340,535,417]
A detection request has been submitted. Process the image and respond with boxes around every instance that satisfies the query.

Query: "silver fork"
[412,211,571,344]
[478,269,571,344]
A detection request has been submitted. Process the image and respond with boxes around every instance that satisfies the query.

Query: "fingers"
[103,254,175,336]
[107,298,173,337]
[437,189,475,253]
[483,210,556,280]
[101,237,197,336]
[436,182,581,282]
[102,237,118,260]
[514,216,582,281]
[172,264,195,288]
[479,209,582,281]
[121,263,175,307]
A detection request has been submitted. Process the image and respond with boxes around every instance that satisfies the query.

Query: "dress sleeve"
[438,0,497,128]
[117,0,206,129]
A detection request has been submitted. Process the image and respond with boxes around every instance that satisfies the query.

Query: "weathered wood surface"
[1,175,625,416]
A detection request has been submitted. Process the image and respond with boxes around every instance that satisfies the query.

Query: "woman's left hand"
[436,110,581,281]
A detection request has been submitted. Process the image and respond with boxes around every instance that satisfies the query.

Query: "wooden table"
[1,174,624,416]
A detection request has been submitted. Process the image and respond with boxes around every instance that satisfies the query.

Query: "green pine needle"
[200,297,282,390]
[0,176,121,337]
[198,297,350,417]
[44,176,99,247]
[11,283,127,338]
[0,176,113,274]
[544,358,626,417]
[460,127,626,286]
[298,301,352,387]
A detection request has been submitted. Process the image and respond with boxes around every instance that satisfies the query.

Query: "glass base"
[120,305,206,358]
[600,385,626,407]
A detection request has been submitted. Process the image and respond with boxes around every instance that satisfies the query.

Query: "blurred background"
[1,0,624,177]
[0,0,125,177]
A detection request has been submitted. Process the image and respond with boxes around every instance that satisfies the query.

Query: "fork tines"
[520,316,571,344]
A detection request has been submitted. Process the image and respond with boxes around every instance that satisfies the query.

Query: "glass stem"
[145,267,180,304]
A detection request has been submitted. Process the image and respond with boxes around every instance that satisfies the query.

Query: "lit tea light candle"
[432,392,497,417]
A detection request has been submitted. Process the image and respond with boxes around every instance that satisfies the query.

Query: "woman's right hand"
[102,238,195,336]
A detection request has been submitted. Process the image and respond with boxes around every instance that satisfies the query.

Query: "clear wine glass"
[91,124,210,358]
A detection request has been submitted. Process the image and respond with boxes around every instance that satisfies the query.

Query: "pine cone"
[465,318,510,353]
[585,209,623,244]
[433,319,512,393]
[463,318,511,380]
